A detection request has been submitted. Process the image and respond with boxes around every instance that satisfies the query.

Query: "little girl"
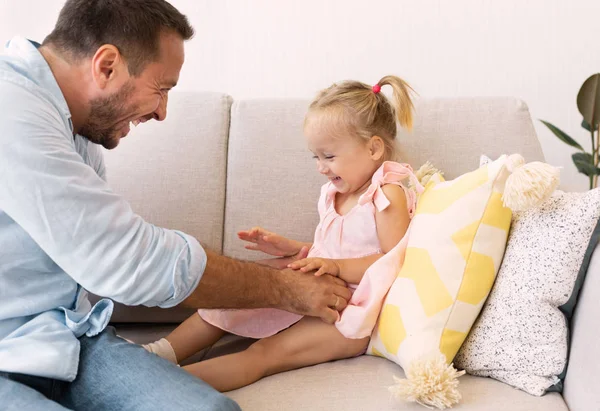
[144,75,421,392]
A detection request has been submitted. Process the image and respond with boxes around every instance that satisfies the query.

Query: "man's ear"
[369,135,385,161]
[91,44,128,90]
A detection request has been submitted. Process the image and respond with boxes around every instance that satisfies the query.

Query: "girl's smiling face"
[304,113,384,196]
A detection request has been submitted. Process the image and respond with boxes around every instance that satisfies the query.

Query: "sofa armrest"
[563,242,600,411]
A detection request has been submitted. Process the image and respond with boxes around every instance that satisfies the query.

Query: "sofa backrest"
[224,96,545,260]
[97,93,546,323]
[223,99,323,259]
[104,91,232,252]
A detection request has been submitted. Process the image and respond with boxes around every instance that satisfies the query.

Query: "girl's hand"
[256,246,310,270]
[238,227,303,257]
[288,257,341,277]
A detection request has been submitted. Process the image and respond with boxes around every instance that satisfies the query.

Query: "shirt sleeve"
[86,140,107,182]
[0,81,205,308]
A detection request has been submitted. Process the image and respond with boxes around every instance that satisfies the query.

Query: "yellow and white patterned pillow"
[367,154,560,409]
[368,154,513,368]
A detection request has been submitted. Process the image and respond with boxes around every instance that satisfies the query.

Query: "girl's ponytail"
[376,75,415,130]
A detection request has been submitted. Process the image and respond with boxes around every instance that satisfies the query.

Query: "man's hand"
[238,227,305,257]
[277,269,351,324]
[287,257,341,277]
[183,249,350,324]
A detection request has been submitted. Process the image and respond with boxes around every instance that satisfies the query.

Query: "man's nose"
[153,95,168,121]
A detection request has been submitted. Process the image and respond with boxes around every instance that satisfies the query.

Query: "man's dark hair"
[43,0,194,76]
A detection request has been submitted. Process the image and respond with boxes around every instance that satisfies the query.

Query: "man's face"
[81,31,185,149]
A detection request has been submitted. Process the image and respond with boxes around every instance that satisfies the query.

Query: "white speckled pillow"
[454,188,600,395]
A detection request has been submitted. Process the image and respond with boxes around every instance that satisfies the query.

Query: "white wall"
[2,0,599,191]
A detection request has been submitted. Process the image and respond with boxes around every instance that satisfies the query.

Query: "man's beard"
[79,81,137,150]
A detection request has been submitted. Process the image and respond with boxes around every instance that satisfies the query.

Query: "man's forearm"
[182,249,289,310]
[182,248,355,324]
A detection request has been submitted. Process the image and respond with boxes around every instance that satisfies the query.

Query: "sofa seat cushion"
[115,324,568,411]
[228,356,568,411]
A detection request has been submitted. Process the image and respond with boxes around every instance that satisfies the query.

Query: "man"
[0,1,351,410]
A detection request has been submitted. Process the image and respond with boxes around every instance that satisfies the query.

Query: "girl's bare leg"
[163,312,226,363]
[184,316,369,392]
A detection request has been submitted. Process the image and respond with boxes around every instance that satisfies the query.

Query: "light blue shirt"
[0,37,206,381]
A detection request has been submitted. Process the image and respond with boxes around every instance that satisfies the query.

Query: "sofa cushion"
[226,356,568,411]
[395,98,545,180]
[223,99,322,260]
[115,324,568,411]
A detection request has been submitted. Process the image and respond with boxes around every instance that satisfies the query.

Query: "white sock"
[142,338,178,364]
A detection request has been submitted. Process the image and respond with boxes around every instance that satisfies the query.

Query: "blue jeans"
[0,327,240,411]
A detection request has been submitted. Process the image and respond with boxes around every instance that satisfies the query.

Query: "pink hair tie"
[372,84,381,94]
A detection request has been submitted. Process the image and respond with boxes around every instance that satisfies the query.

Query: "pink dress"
[198,161,422,339]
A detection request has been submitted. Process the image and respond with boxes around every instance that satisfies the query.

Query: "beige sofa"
[99,92,598,411]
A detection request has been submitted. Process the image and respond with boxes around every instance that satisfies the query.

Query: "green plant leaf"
[581,119,598,131]
[540,120,584,151]
[572,152,600,176]
[577,73,600,128]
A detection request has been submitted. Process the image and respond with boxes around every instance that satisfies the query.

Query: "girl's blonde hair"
[305,75,415,161]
